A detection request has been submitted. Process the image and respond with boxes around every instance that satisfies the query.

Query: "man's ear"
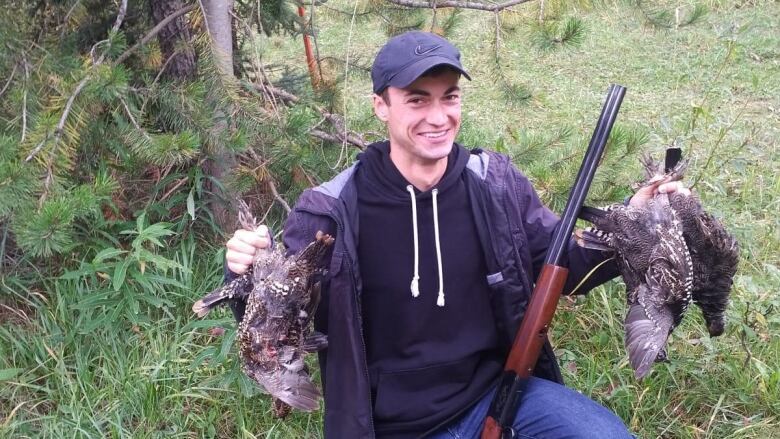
[373,94,388,122]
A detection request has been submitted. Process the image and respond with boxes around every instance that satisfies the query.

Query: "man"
[225,31,687,438]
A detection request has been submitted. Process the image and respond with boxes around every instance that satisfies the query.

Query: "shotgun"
[481,84,627,439]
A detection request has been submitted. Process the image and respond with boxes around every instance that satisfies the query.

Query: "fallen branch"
[385,0,534,12]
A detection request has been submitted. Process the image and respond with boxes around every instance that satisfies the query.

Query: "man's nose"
[425,103,447,125]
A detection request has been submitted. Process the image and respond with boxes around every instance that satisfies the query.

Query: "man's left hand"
[629,181,691,208]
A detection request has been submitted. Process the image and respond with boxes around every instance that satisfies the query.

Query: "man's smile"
[419,130,449,139]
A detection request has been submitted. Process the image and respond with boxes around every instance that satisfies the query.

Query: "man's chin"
[417,135,455,150]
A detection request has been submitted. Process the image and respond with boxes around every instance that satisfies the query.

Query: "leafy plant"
[60,213,184,329]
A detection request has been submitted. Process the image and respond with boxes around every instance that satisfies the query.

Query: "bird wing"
[690,211,740,336]
[192,273,253,317]
[624,284,674,379]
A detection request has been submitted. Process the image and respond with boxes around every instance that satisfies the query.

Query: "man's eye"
[446,94,460,101]
[407,98,424,104]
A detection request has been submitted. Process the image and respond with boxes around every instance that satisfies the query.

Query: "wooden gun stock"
[481,84,626,439]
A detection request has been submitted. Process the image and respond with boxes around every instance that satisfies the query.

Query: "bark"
[202,0,236,230]
[149,0,197,79]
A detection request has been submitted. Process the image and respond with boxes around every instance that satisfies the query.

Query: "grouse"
[577,149,739,379]
[193,201,332,416]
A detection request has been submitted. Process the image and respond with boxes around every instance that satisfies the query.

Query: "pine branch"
[59,0,84,41]
[231,9,283,118]
[25,76,88,163]
[310,128,367,149]
[245,148,291,213]
[119,96,151,140]
[140,51,180,115]
[110,0,128,34]
[114,4,197,65]
[246,81,367,149]
[384,0,535,12]
[26,0,128,197]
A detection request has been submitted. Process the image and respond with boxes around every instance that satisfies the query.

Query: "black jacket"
[233,146,619,437]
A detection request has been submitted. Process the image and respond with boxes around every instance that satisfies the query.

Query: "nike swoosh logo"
[415,44,441,55]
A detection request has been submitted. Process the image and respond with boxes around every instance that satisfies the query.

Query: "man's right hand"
[225,225,271,274]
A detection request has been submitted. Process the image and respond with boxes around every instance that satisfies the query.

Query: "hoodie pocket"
[373,355,480,423]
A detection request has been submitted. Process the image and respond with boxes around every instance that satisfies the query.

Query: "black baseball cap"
[371,31,471,94]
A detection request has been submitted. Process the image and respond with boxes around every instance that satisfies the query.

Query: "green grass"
[2,0,779,437]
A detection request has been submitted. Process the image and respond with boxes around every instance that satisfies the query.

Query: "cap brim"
[387,56,471,90]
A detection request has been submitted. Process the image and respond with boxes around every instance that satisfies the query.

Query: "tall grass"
[2,0,779,437]
[0,236,323,438]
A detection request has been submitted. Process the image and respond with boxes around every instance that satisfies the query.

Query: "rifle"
[481,84,627,439]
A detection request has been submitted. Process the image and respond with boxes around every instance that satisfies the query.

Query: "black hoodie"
[355,141,504,437]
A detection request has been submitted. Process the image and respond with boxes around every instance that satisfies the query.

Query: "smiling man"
[225,31,684,438]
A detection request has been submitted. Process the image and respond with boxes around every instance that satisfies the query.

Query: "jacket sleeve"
[511,166,620,295]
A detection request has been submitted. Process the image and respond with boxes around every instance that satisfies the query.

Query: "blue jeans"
[427,377,633,439]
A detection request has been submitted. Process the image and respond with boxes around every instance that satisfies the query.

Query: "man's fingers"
[658,181,690,195]
[226,237,257,255]
[227,251,254,266]
[224,225,270,275]
[227,261,249,275]
[233,228,271,249]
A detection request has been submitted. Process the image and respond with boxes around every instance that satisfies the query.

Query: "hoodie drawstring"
[432,189,445,307]
[406,185,420,298]
[406,185,445,307]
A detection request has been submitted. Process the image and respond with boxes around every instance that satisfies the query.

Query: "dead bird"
[193,201,332,416]
[577,149,739,379]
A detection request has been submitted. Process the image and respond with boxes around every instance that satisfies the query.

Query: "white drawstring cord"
[406,185,420,298]
[432,189,445,307]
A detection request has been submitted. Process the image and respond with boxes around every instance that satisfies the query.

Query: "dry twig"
[0,63,17,100]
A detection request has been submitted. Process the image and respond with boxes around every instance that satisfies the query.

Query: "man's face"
[373,69,462,166]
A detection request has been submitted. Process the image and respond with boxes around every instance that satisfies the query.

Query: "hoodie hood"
[356,140,470,202]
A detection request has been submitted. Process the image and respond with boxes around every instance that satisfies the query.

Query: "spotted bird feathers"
[193,201,332,416]
[577,150,739,379]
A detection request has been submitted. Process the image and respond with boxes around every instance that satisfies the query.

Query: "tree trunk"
[202,0,234,77]
[202,0,236,231]
[149,0,197,79]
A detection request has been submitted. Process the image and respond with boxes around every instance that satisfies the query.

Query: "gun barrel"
[545,84,626,266]
[481,84,627,439]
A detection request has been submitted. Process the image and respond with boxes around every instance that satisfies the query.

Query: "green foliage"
[531,17,586,51]
[380,6,427,36]
[635,1,709,29]
[61,213,183,328]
